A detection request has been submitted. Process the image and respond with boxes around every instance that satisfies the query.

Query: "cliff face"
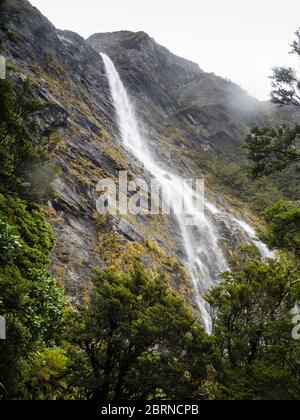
[0,0,193,300]
[0,0,286,306]
[0,0,123,297]
[87,31,271,162]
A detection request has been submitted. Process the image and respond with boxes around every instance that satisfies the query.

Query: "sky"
[29,0,300,100]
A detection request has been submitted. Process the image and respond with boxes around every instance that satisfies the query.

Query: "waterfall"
[100,53,274,333]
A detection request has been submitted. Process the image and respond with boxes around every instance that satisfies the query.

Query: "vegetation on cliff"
[1,0,300,401]
[0,78,65,398]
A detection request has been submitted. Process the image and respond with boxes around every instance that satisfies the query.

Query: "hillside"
[1,0,300,402]
[0,0,289,302]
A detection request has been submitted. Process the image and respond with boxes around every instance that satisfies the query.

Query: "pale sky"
[29,0,300,100]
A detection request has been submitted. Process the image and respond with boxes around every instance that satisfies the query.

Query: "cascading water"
[101,53,274,333]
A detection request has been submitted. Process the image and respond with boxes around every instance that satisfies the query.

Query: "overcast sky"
[29,0,300,100]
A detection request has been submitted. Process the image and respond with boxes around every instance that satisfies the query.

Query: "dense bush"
[0,77,65,399]
[207,246,300,400]
[67,266,213,400]
[0,215,21,261]
[259,202,300,257]
[0,195,65,399]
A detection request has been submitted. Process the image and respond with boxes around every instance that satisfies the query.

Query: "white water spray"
[101,53,274,333]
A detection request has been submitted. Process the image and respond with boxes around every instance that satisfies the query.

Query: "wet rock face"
[0,0,290,302]
[0,0,193,297]
[0,0,118,296]
[88,31,201,117]
[34,104,69,134]
[87,31,272,161]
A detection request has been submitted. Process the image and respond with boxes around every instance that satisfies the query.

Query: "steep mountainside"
[0,0,192,300]
[88,31,272,161]
[0,0,285,310]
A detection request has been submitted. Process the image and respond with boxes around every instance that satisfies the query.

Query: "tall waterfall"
[101,53,274,333]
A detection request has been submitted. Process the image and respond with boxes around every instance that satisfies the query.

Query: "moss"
[41,132,67,157]
[42,205,64,224]
[94,226,189,291]
[93,213,109,230]
[70,155,110,188]
[94,231,126,268]
[101,130,129,169]
[145,238,187,277]
[52,264,65,281]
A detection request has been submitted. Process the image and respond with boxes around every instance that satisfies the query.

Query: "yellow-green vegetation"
[42,204,64,224]
[94,227,190,296]
[100,129,129,169]
[70,155,110,187]
[93,212,109,230]
[145,238,187,275]
[7,54,101,136]
[3,9,300,400]
[41,132,67,157]
[23,347,69,400]
[94,231,144,272]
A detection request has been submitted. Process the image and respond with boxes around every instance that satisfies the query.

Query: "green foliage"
[0,195,64,399]
[1,13,300,400]
[271,67,300,106]
[270,28,300,106]
[23,347,69,400]
[259,202,300,256]
[245,125,300,178]
[214,162,284,212]
[69,266,213,400]
[207,28,300,400]
[0,214,22,261]
[207,246,300,400]
[0,72,67,400]
[194,150,284,214]
[0,194,55,269]
[0,266,65,399]
[26,268,65,342]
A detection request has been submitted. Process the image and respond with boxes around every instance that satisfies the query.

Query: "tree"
[258,201,300,257]
[69,266,213,401]
[206,246,300,400]
[245,28,300,180]
[271,28,300,106]
[244,125,300,178]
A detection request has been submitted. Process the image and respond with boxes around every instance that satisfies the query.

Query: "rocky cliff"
[0,0,288,308]
[88,31,272,161]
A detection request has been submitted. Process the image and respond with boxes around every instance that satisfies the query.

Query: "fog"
[29,0,300,100]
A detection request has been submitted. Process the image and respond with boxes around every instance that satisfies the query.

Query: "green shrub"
[0,215,22,261]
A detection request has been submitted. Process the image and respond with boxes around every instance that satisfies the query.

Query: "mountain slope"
[0,0,285,310]
[87,31,272,161]
[0,0,192,299]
